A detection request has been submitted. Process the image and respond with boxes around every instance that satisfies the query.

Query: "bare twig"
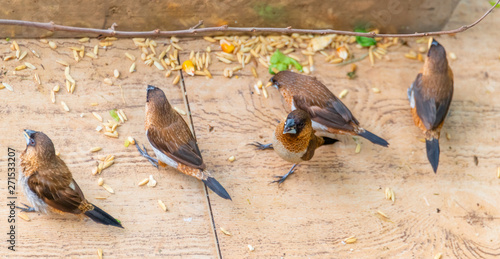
[190,20,204,30]
[0,1,497,38]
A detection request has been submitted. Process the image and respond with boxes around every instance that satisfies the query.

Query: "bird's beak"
[23,129,36,145]
[283,119,297,134]
[431,39,439,46]
[147,85,157,92]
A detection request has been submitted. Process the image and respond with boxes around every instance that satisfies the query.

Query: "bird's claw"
[135,142,159,168]
[249,142,273,150]
[17,203,35,213]
[270,165,297,185]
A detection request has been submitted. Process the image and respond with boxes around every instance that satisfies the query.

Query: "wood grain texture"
[1,1,500,258]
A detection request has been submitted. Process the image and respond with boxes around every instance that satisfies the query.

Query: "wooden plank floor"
[1,1,500,258]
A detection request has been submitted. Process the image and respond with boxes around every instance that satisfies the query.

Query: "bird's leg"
[249,142,273,150]
[135,142,159,168]
[17,203,36,213]
[271,164,298,185]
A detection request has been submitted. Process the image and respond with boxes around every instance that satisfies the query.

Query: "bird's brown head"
[23,129,56,161]
[283,109,311,135]
[425,39,448,72]
[146,85,172,110]
[270,71,297,90]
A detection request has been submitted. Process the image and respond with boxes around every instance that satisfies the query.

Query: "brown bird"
[252,109,338,184]
[136,85,231,200]
[408,39,453,173]
[270,71,389,147]
[19,129,123,228]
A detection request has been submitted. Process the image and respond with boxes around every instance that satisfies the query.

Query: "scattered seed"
[50,91,55,103]
[34,73,41,85]
[103,78,113,85]
[355,143,361,154]
[339,89,348,99]
[15,65,27,71]
[97,249,103,259]
[98,178,104,186]
[93,45,99,56]
[18,212,30,221]
[251,67,258,78]
[39,39,48,44]
[147,175,157,187]
[129,62,136,73]
[56,60,69,66]
[104,132,118,138]
[405,51,418,60]
[101,184,114,194]
[96,125,103,132]
[223,67,233,78]
[434,253,442,259]
[248,244,255,252]
[18,51,28,61]
[3,83,13,91]
[228,156,236,162]
[158,200,168,212]
[385,187,395,202]
[343,236,357,244]
[172,74,180,85]
[61,101,69,112]
[372,87,381,93]
[203,36,216,43]
[171,42,183,50]
[377,210,389,219]
[220,227,232,236]
[253,84,261,95]
[449,52,457,60]
[262,85,269,98]
[114,69,120,78]
[497,167,500,179]
[48,41,57,49]
[90,147,102,152]
[446,132,451,140]
[138,178,149,186]
[118,109,128,121]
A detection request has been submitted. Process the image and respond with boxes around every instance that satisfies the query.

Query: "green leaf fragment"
[489,1,500,7]
[109,109,120,122]
[354,29,376,47]
[124,139,130,147]
[269,50,303,75]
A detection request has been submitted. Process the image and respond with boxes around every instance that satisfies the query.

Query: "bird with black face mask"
[269,71,389,147]
[254,109,338,184]
[135,85,231,200]
[19,129,123,228]
[408,38,453,173]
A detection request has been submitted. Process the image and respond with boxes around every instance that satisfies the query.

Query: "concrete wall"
[0,0,460,37]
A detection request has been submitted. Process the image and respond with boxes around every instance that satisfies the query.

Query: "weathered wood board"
[1,1,500,258]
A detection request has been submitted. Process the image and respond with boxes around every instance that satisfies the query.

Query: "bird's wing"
[300,134,323,161]
[293,95,358,131]
[27,171,85,214]
[412,72,453,130]
[147,119,205,170]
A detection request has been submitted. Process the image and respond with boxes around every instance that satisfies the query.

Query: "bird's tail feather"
[358,130,389,147]
[425,138,440,173]
[85,204,123,228]
[202,177,232,200]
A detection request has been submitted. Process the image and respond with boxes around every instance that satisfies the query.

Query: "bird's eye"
[29,139,35,146]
